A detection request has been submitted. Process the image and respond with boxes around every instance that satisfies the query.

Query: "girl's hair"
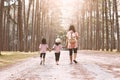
[42,38,47,44]
[55,42,61,46]
[69,25,76,32]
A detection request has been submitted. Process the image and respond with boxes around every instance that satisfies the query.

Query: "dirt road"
[0,50,120,80]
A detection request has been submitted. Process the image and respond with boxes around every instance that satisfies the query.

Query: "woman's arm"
[76,32,79,40]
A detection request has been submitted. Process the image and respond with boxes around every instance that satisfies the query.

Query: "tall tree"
[114,0,120,51]
[105,0,109,51]
[89,0,93,50]
[108,0,113,51]
[101,0,105,50]
[18,0,23,51]
[96,0,100,50]
[0,0,4,55]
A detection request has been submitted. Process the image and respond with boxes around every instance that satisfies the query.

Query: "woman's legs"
[73,48,78,63]
[69,49,73,64]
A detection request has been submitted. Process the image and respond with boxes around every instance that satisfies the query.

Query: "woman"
[66,25,79,64]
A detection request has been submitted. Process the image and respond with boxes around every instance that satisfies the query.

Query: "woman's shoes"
[73,60,78,63]
[40,61,42,65]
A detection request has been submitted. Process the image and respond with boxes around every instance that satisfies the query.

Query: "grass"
[0,51,38,67]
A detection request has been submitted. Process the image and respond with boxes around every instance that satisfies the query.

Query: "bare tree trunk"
[112,0,116,50]
[96,0,100,50]
[80,7,85,49]
[31,0,35,51]
[93,1,96,50]
[6,2,10,51]
[114,0,120,51]
[86,11,89,49]
[36,0,41,51]
[102,0,105,51]
[26,0,33,51]
[3,10,6,51]
[0,0,4,55]
[89,0,93,50]
[18,0,23,51]
[105,0,109,51]
[13,3,17,51]
[108,0,113,51]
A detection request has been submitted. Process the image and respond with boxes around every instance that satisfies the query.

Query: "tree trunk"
[26,0,33,51]
[102,0,105,51]
[31,0,35,52]
[114,0,120,51]
[108,0,113,51]
[89,0,93,50]
[105,0,109,51]
[96,0,100,50]
[18,0,23,51]
[0,0,4,55]
[112,0,116,50]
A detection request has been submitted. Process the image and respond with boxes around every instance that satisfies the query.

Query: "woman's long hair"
[69,25,76,32]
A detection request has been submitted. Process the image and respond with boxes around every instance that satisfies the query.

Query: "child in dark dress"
[52,38,62,65]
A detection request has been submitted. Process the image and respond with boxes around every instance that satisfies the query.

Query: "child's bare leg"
[40,57,42,65]
[40,53,43,65]
[43,58,45,65]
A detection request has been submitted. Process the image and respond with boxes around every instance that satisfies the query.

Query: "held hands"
[49,48,55,52]
[48,48,54,52]
[47,48,52,52]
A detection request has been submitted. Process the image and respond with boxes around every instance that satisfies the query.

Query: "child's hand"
[49,49,52,52]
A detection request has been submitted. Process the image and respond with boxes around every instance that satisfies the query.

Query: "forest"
[0,0,120,54]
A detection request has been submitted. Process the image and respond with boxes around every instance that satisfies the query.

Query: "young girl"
[52,38,62,65]
[39,38,49,65]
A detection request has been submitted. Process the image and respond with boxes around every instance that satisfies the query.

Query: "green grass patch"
[0,51,38,67]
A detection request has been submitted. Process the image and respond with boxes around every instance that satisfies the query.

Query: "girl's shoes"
[43,62,45,65]
[40,61,42,65]
[56,62,59,65]
[73,60,78,63]
[70,62,73,64]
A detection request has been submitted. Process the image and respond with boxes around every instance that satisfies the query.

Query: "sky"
[60,0,82,29]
